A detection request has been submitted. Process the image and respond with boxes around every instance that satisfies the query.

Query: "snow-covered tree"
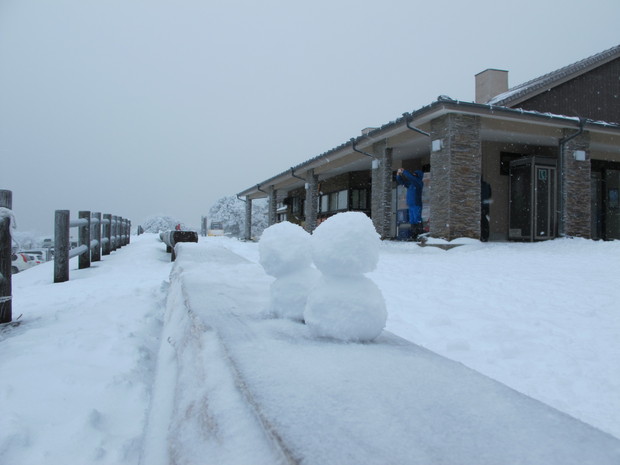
[208,195,268,238]
[11,230,37,251]
[140,215,184,233]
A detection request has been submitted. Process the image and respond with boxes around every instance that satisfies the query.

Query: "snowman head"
[259,221,313,277]
[311,212,380,276]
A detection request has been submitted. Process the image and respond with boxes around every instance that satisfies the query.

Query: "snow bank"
[169,238,620,465]
[3,233,620,464]
[0,235,168,465]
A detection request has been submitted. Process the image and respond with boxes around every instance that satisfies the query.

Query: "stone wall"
[430,114,482,240]
[370,144,393,239]
[268,186,277,226]
[562,131,591,238]
[304,170,318,233]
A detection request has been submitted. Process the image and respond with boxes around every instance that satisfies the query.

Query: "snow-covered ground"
[1,232,619,464]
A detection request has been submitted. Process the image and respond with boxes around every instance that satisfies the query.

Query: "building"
[238,44,620,241]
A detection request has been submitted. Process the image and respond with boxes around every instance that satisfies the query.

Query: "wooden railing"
[54,210,131,283]
[159,230,198,261]
[0,190,132,323]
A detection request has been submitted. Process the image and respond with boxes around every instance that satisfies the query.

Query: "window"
[351,189,368,210]
[320,194,329,213]
[292,197,303,215]
[319,189,348,213]
[337,190,348,210]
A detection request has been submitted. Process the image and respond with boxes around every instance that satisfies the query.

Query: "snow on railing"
[54,210,131,283]
[0,190,13,323]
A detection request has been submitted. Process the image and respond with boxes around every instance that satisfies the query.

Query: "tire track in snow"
[178,279,301,465]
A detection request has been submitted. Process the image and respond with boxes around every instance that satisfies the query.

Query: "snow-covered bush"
[208,195,268,238]
[141,215,183,233]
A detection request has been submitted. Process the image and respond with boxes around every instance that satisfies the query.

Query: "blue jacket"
[396,169,424,207]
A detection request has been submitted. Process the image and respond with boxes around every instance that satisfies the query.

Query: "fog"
[1,0,618,235]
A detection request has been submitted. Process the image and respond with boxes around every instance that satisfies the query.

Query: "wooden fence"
[0,190,12,323]
[54,210,131,283]
[0,189,132,323]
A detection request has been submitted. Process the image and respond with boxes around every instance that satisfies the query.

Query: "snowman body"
[259,221,318,321]
[304,212,387,342]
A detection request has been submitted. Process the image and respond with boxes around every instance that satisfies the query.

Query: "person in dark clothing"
[481,178,492,242]
[396,168,424,239]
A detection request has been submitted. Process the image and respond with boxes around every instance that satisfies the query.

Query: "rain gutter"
[350,138,376,158]
[403,112,430,137]
[290,167,305,181]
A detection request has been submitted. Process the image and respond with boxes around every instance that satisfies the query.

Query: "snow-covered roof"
[238,97,620,198]
[488,44,620,106]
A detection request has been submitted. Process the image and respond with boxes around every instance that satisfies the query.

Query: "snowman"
[304,212,387,342]
[258,221,320,321]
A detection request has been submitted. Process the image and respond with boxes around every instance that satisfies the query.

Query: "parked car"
[22,249,51,262]
[26,253,44,267]
[11,253,31,274]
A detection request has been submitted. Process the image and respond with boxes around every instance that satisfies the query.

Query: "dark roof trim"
[237,97,620,198]
[489,44,620,106]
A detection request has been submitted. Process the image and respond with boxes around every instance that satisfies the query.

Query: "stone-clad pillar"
[371,144,393,239]
[244,196,253,240]
[304,169,319,233]
[561,130,591,238]
[371,157,380,230]
[370,140,393,238]
[268,186,277,226]
[430,114,482,240]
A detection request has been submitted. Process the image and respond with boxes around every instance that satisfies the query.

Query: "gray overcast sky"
[1,0,619,235]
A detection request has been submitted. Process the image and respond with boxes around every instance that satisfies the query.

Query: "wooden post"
[0,190,12,323]
[115,216,119,249]
[102,214,111,255]
[54,210,70,283]
[244,197,252,240]
[92,212,102,262]
[119,216,124,247]
[119,217,124,247]
[110,215,118,252]
[201,216,208,236]
[116,217,121,248]
[78,211,91,269]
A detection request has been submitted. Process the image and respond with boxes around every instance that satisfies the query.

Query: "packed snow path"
[142,241,620,465]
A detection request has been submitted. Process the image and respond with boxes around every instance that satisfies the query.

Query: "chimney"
[475,69,508,104]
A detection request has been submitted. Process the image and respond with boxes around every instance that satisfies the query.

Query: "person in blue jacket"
[396,168,424,238]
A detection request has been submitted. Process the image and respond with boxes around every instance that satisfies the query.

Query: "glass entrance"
[591,162,620,240]
[534,166,556,239]
[509,157,557,241]
[605,169,620,240]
